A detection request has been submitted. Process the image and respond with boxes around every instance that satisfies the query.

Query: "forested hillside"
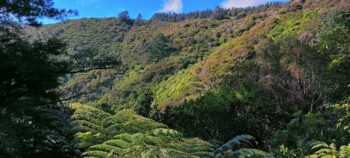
[1,0,350,157]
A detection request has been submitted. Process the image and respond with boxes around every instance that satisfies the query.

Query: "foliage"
[151,3,285,22]
[16,0,350,157]
[316,8,350,100]
[118,11,132,25]
[226,148,272,158]
[271,103,350,157]
[150,10,275,110]
[215,135,256,157]
[152,68,202,109]
[0,0,78,157]
[0,34,68,108]
[146,33,177,62]
[212,7,227,20]
[0,0,76,25]
[0,30,77,158]
[306,141,350,158]
[268,10,317,42]
[212,134,271,158]
[60,69,120,104]
[153,82,288,148]
[70,103,214,158]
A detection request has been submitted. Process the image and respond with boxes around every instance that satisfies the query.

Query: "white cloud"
[77,0,100,6]
[222,0,275,9]
[160,0,183,13]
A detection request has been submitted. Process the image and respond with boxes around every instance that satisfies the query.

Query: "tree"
[212,6,227,20]
[0,0,77,157]
[0,0,76,26]
[0,29,76,158]
[146,33,177,62]
[136,13,143,21]
[0,34,69,108]
[134,13,144,26]
[118,10,133,25]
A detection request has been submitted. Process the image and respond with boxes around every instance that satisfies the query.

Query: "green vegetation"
[2,0,350,157]
[146,33,177,62]
[0,1,77,157]
[71,103,215,157]
[272,103,350,157]
[268,10,318,42]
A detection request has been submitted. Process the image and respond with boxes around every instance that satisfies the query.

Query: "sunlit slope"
[151,0,346,110]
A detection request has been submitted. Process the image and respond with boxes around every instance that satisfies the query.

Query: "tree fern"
[71,104,276,158]
[71,103,215,157]
[229,148,272,158]
[307,140,350,158]
[84,132,214,158]
[214,134,271,158]
[215,135,257,155]
[36,109,78,156]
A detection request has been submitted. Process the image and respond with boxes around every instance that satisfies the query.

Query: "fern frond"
[306,141,345,158]
[82,150,110,158]
[151,128,183,138]
[230,148,272,158]
[216,134,256,154]
[113,133,135,143]
[339,145,350,158]
[89,144,125,153]
[308,140,330,151]
[72,120,104,132]
[103,139,130,149]
[72,113,103,125]
[313,148,336,157]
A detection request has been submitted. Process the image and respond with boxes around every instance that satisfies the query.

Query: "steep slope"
[151,0,329,109]
[26,0,350,152]
[149,0,350,143]
[26,3,283,110]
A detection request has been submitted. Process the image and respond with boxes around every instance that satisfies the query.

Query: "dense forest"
[1,0,350,157]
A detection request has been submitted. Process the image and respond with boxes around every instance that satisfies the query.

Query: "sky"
[43,0,289,24]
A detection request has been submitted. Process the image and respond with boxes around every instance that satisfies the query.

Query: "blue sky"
[43,0,289,23]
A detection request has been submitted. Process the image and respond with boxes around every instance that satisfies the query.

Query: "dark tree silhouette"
[0,0,76,26]
[0,0,77,157]
[118,10,133,25]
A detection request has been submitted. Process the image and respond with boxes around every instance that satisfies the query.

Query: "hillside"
[19,0,350,157]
